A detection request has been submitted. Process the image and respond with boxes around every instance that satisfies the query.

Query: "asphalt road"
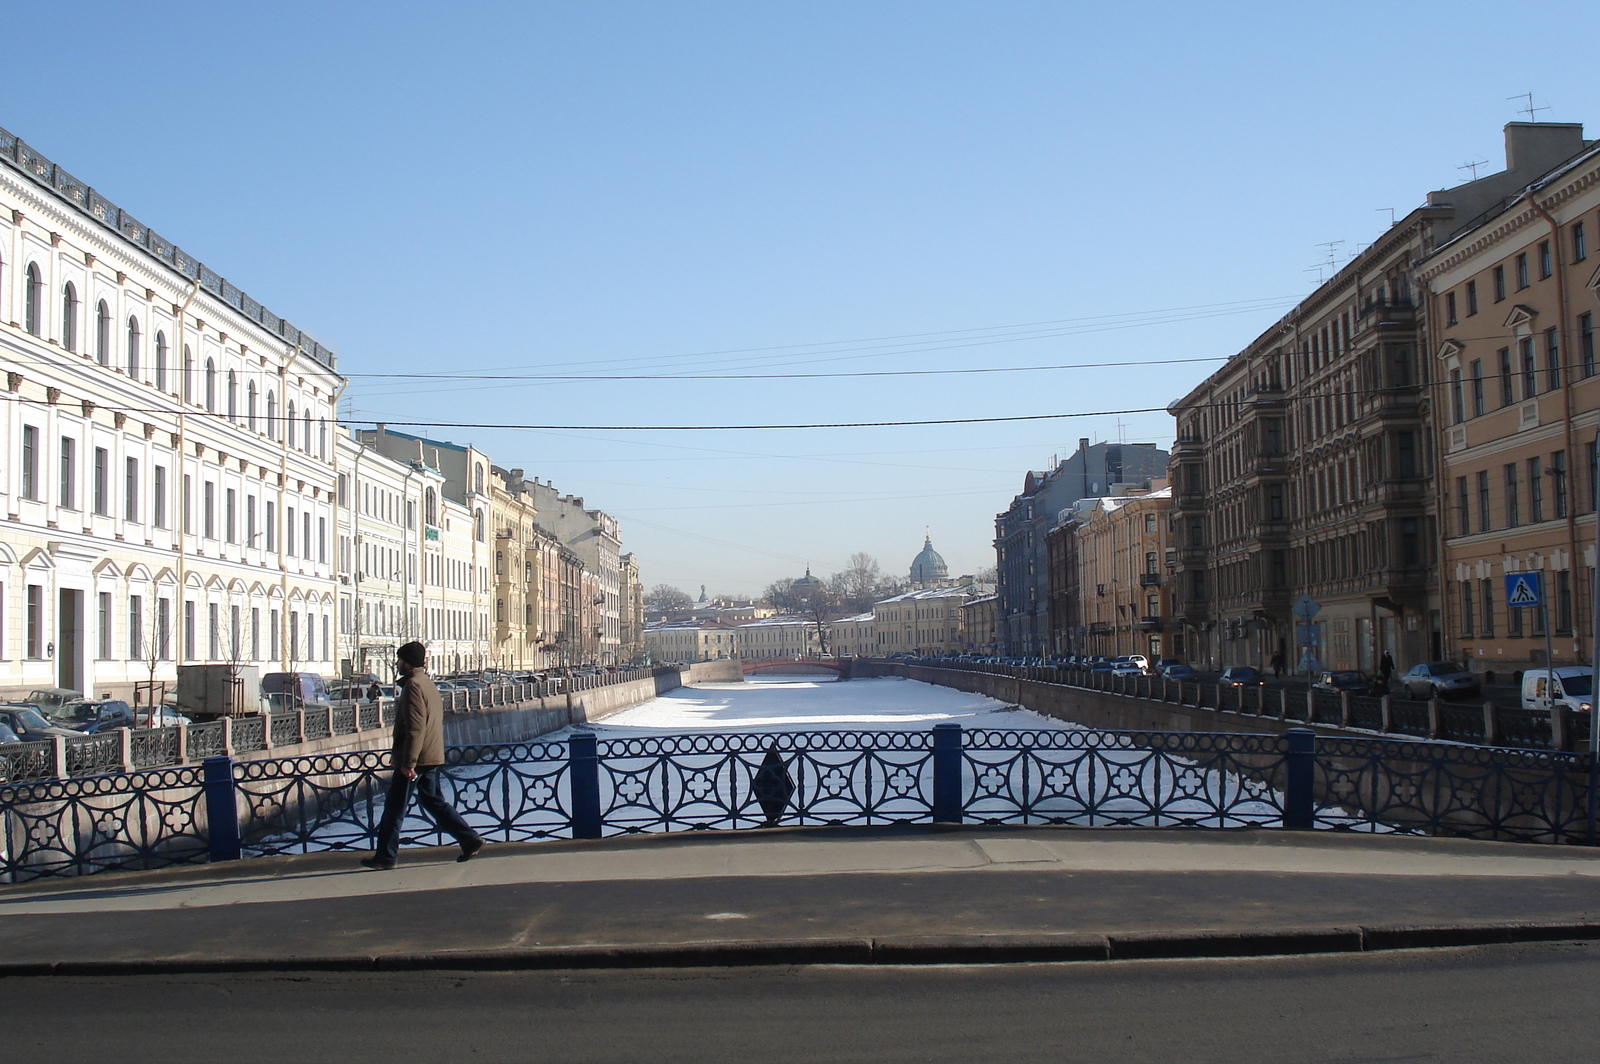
[5,941,1594,1063]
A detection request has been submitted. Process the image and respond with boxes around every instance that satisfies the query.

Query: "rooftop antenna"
[1457,158,1489,180]
[1376,207,1395,227]
[1508,92,1551,121]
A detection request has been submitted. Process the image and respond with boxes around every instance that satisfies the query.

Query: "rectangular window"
[124,458,139,522]
[1466,279,1479,315]
[1553,450,1568,518]
[1397,431,1417,478]
[318,517,327,563]
[231,605,241,660]
[128,595,143,660]
[1521,337,1537,398]
[93,447,109,515]
[1529,458,1544,522]
[1455,477,1469,537]
[1532,588,1546,636]
[1510,599,1524,637]
[1498,348,1514,406]
[1479,578,1495,637]
[287,507,296,556]
[22,426,40,501]
[270,609,280,659]
[250,607,260,661]
[1477,471,1492,533]
[58,436,76,509]
[1539,240,1552,279]
[1460,581,1474,637]
[225,488,236,543]
[1558,570,1573,633]
[1450,369,1464,423]
[1581,313,1595,378]
[27,584,44,658]
[266,501,276,551]
[98,592,113,659]
[1504,463,1519,527]
[1516,252,1529,289]
[184,600,196,660]
[1493,264,1506,301]
[208,602,220,661]
[158,598,171,660]
[1400,518,1421,567]
[246,495,256,547]
[182,474,192,534]
[1545,328,1561,391]
[153,465,167,529]
[1470,360,1485,416]
[1446,291,1458,325]
[203,481,215,539]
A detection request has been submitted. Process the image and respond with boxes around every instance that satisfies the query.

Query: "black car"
[1220,667,1264,687]
[46,699,136,733]
[0,705,82,740]
[1312,670,1369,694]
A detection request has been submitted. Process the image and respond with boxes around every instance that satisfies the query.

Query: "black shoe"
[360,856,396,871]
[458,837,485,863]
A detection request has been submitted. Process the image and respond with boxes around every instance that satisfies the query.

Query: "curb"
[7,922,1600,977]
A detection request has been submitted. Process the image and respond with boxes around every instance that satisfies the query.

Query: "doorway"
[58,588,84,692]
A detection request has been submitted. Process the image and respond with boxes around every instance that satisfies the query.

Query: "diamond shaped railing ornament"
[750,746,796,827]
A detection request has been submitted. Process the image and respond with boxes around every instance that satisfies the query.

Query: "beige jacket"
[391,668,446,770]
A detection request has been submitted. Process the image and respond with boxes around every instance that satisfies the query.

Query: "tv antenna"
[1376,207,1395,227]
[1508,92,1550,122]
[1457,158,1489,180]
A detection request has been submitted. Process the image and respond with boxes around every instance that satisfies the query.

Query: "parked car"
[1401,662,1481,701]
[1088,659,1116,674]
[1521,666,1593,713]
[1110,657,1147,677]
[1161,663,1198,680]
[1219,667,1264,687]
[261,672,331,709]
[21,688,83,715]
[1312,670,1370,695]
[0,705,84,741]
[48,698,136,733]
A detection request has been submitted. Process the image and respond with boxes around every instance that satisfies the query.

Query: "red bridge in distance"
[740,657,852,678]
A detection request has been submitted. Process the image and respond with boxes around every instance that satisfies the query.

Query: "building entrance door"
[58,588,84,692]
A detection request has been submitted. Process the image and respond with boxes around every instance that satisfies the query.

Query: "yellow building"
[1075,485,1174,662]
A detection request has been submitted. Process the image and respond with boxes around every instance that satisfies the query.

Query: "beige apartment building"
[643,618,740,662]
[1419,126,1600,678]
[1073,486,1173,662]
[873,583,993,656]
[1168,124,1585,675]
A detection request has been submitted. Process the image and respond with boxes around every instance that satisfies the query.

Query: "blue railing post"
[569,731,603,839]
[1283,727,1315,830]
[931,722,964,823]
[203,755,241,862]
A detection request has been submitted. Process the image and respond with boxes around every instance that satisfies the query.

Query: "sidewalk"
[3,826,1600,973]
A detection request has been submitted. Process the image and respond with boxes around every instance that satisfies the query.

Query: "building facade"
[994,439,1168,656]
[873,583,994,656]
[1073,486,1174,662]
[1418,125,1600,679]
[1,126,340,701]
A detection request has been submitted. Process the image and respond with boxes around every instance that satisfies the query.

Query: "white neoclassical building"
[0,126,341,701]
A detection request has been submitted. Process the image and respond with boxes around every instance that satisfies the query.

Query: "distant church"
[909,535,949,588]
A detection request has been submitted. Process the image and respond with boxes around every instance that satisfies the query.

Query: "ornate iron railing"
[4,724,1594,883]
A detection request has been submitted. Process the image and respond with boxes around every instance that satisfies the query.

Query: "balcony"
[1088,622,1113,636]
[1138,573,1161,587]
[1137,615,1164,631]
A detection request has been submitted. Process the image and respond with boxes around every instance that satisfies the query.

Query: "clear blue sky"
[8,2,1598,595]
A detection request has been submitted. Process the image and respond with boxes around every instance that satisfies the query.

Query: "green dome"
[910,536,948,586]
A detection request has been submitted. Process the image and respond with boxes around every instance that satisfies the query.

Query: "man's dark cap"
[397,641,427,668]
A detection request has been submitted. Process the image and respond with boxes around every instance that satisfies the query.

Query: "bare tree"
[791,580,838,656]
[764,577,798,611]
[644,584,694,613]
[974,566,998,585]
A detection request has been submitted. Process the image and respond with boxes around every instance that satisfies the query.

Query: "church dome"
[793,567,825,592]
[909,536,948,586]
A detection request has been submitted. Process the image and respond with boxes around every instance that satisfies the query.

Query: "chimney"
[1504,122,1586,176]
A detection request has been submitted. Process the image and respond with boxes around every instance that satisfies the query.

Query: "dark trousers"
[373,765,480,863]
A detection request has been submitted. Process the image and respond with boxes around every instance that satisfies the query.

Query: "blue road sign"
[1504,571,1542,608]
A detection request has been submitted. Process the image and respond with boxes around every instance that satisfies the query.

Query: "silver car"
[1401,661,1481,701]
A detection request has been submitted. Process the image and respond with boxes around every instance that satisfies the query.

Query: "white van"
[1521,666,1594,713]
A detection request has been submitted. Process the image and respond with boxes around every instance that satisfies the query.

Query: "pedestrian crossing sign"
[1504,572,1542,608]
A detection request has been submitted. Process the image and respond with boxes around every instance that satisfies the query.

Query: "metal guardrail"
[1,723,1593,883]
[0,669,680,786]
[904,660,1586,752]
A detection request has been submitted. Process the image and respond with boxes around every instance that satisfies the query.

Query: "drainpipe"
[1417,242,1456,669]
[1527,195,1582,668]
[173,279,199,667]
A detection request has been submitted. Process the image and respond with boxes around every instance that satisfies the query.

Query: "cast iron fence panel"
[1497,708,1555,750]
[1387,701,1432,738]
[332,706,357,735]
[1310,692,1343,725]
[358,704,382,731]
[236,749,392,856]
[961,729,1287,827]
[1312,736,1587,841]
[0,765,209,881]
[187,721,227,761]
[65,734,123,777]
[1437,703,1488,744]
[0,740,55,784]
[269,711,301,748]
[232,715,267,753]
[304,709,332,741]
[129,727,181,769]
[1347,695,1384,731]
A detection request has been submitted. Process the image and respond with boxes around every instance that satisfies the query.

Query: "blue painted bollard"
[568,732,603,839]
[931,722,964,823]
[203,755,241,862]
[1283,727,1316,830]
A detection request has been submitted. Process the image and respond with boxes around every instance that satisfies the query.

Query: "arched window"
[61,282,79,352]
[24,263,43,336]
[319,421,327,460]
[474,464,484,494]
[126,317,141,378]
[247,382,257,431]
[475,510,485,542]
[154,332,168,392]
[302,409,312,453]
[287,402,297,448]
[425,488,438,527]
[204,359,216,412]
[227,370,238,420]
[495,551,504,575]
[96,301,111,365]
[182,344,193,402]
[266,391,277,437]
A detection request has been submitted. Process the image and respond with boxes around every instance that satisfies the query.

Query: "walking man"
[361,641,484,870]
